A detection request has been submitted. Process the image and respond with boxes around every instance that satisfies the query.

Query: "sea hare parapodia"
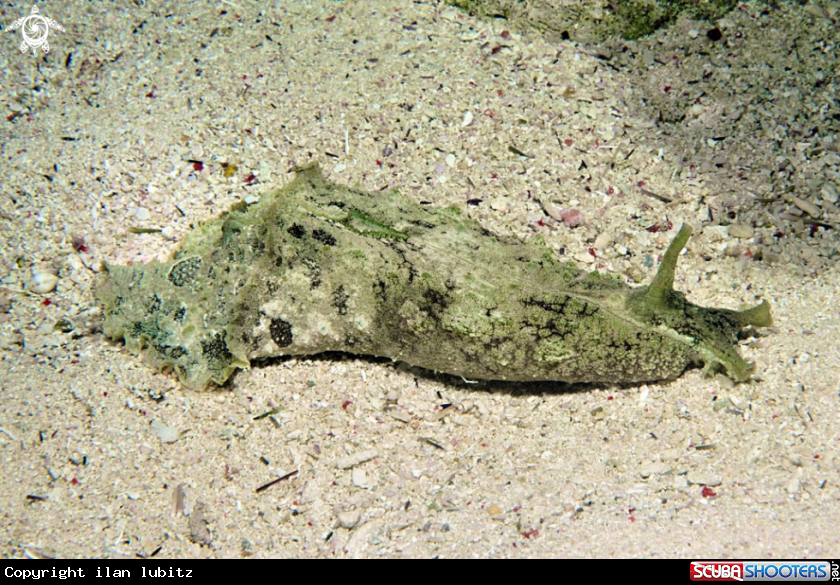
[96,163,772,389]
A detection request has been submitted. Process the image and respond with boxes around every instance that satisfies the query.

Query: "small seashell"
[28,272,59,294]
[150,420,180,443]
[686,472,722,487]
[791,196,821,218]
[728,224,754,239]
[559,208,585,228]
[352,468,367,488]
[820,182,838,204]
[594,232,612,249]
[337,509,362,529]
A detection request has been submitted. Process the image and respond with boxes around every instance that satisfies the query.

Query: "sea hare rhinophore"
[96,163,772,389]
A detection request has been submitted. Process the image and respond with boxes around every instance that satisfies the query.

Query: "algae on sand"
[447,0,750,41]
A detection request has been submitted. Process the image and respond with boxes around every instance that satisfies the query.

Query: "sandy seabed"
[1,0,839,558]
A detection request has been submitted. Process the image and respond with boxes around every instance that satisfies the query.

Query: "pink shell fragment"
[560,208,584,228]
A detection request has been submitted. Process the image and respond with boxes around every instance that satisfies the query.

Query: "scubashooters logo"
[691,561,833,582]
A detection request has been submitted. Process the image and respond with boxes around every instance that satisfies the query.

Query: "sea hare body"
[97,164,772,389]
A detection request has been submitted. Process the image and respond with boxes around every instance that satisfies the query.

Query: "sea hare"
[96,163,772,389]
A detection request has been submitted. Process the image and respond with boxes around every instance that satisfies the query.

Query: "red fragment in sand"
[701,486,717,498]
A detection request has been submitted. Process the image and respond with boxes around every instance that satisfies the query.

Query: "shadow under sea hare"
[96,163,772,390]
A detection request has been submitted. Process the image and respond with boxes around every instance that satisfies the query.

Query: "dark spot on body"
[373,279,387,301]
[419,288,449,320]
[288,224,307,239]
[332,284,350,315]
[250,238,266,253]
[169,346,187,359]
[270,318,293,347]
[168,257,202,287]
[147,294,162,313]
[155,344,187,359]
[201,332,233,363]
[127,321,145,338]
[408,219,435,229]
[313,228,336,246]
[174,306,186,322]
[302,258,322,289]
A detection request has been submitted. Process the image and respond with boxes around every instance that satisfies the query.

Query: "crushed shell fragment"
[28,273,59,294]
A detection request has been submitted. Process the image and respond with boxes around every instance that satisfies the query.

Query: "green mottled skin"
[96,163,772,389]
